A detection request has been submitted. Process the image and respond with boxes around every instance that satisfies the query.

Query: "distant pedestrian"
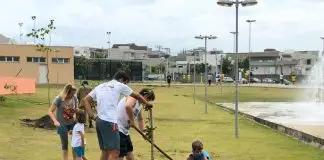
[167,74,172,87]
[280,73,284,84]
[291,73,296,85]
[207,74,212,86]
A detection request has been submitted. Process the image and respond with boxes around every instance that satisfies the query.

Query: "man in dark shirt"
[167,75,172,87]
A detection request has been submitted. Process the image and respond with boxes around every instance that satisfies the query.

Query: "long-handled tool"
[132,126,173,160]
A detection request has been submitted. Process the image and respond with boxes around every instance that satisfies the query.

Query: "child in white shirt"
[71,110,88,160]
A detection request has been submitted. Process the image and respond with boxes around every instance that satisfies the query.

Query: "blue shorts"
[73,147,85,157]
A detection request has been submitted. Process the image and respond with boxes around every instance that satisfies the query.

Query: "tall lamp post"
[106,32,111,58]
[194,35,217,114]
[18,22,23,44]
[247,19,256,85]
[320,37,324,101]
[31,16,36,44]
[193,51,197,104]
[217,0,258,138]
[321,37,324,55]
[230,32,237,53]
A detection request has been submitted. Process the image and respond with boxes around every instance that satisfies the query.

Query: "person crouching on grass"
[187,140,211,160]
[71,110,88,160]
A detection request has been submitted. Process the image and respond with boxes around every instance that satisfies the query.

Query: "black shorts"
[167,79,171,83]
[119,132,133,157]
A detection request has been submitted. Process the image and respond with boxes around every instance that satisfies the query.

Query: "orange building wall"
[0,44,74,84]
[0,77,36,95]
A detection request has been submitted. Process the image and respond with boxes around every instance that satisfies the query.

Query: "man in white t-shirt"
[280,73,284,84]
[117,88,155,160]
[83,71,153,160]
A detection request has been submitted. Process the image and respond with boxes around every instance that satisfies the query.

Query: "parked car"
[274,79,291,85]
[283,79,291,85]
[241,78,248,84]
[250,77,261,83]
[223,77,234,83]
[263,78,275,83]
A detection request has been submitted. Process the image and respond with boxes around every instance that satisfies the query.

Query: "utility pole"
[106,32,111,58]
[18,22,23,44]
[31,16,36,44]
[194,35,217,114]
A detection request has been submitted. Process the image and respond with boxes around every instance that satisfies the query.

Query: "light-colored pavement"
[131,82,312,89]
[219,102,324,139]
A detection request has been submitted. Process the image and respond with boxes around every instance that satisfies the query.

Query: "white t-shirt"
[207,75,212,80]
[117,97,141,135]
[71,123,85,147]
[88,80,133,123]
[280,74,284,80]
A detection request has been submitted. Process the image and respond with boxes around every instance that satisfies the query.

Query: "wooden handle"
[132,126,173,160]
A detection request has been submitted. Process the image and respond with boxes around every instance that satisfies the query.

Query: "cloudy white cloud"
[1,0,324,54]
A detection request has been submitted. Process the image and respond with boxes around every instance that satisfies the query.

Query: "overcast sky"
[1,0,324,55]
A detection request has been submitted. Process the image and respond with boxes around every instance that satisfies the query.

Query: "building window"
[307,59,311,65]
[52,58,70,64]
[27,57,46,63]
[0,56,20,62]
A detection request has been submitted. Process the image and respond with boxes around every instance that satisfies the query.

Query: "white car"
[263,78,274,83]
[223,77,234,83]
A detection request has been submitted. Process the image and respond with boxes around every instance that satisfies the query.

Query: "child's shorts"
[73,147,85,157]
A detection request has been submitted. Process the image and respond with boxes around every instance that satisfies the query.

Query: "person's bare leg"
[126,152,135,160]
[107,149,120,160]
[62,150,68,160]
[101,150,111,160]
[82,156,88,160]
[101,150,106,160]
[72,149,76,160]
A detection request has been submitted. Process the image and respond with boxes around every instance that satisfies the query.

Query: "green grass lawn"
[0,85,323,160]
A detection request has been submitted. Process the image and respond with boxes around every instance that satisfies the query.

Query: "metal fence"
[74,58,143,81]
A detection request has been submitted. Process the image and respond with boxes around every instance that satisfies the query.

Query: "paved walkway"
[219,102,324,139]
[131,82,313,89]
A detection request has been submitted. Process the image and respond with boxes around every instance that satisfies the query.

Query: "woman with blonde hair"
[48,83,79,160]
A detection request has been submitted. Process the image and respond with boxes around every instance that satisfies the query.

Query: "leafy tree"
[238,57,249,71]
[74,56,89,79]
[221,57,234,75]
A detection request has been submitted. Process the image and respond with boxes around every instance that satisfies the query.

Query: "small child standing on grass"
[187,140,211,160]
[71,110,88,160]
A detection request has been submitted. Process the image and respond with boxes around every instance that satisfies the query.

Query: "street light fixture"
[246,19,256,86]
[18,22,23,44]
[194,35,217,114]
[321,37,324,54]
[31,16,36,44]
[230,32,237,53]
[217,0,258,138]
[106,32,111,58]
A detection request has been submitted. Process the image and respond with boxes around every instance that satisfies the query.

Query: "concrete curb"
[214,103,324,149]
